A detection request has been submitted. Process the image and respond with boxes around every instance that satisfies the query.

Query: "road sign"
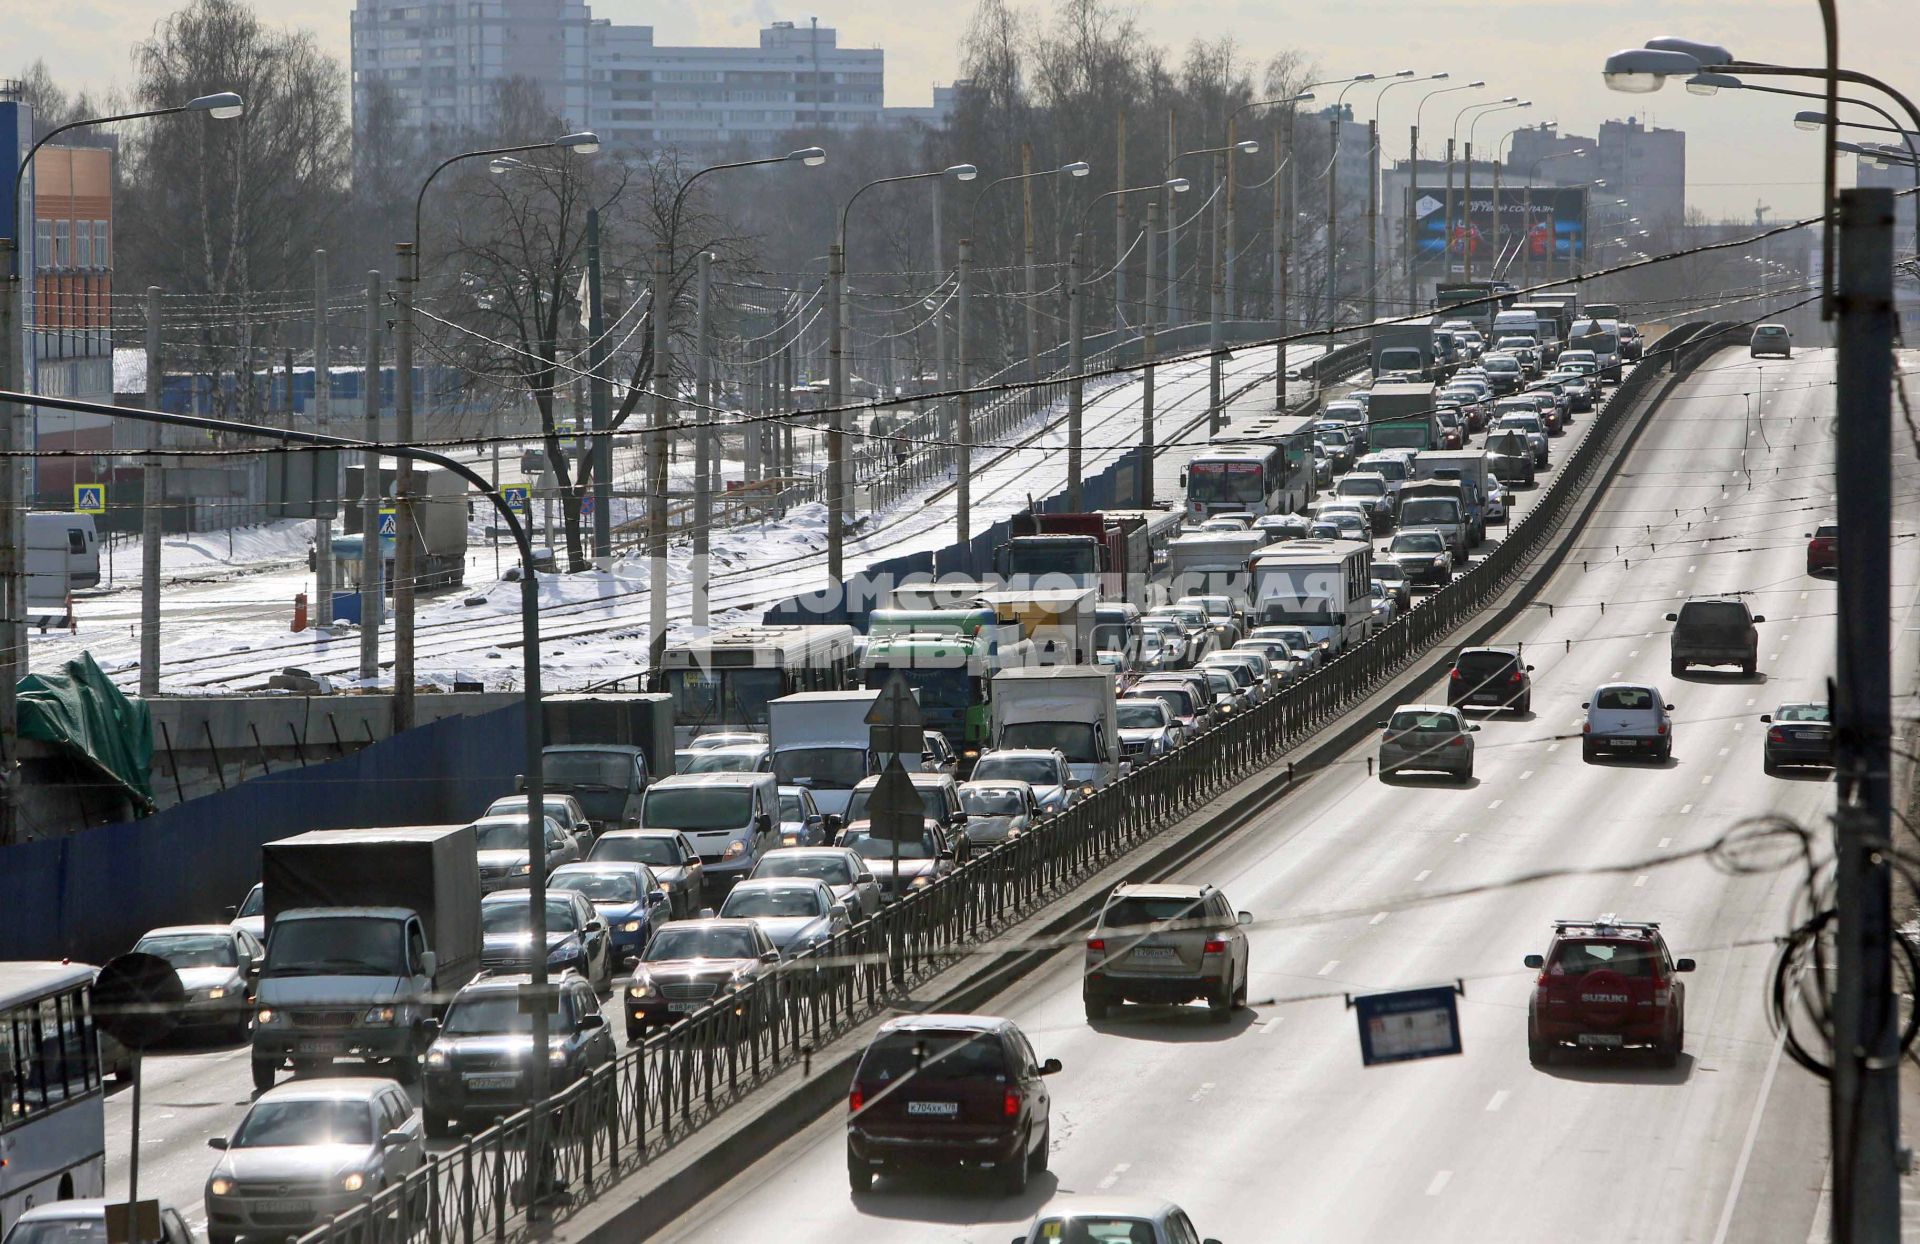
[579,491,595,518]
[500,484,531,516]
[93,952,185,1050]
[866,757,926,842]
[378,508,398,537]
[866,670,924,764]
[73,483,106,514]
[1349,983,1465,1066]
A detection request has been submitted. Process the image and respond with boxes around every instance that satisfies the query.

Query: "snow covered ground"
[43,346,1326,695]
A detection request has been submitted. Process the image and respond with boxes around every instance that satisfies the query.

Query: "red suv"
[847,1014,1060,1196]
[1525,919,1694,1067]
[1806,523,1837,575]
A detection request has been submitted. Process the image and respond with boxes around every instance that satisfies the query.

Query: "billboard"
[1410,186,1587,269]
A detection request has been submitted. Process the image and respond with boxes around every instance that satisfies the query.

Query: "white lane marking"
[1690,565,1699,574]
[1547,742,1560,753]
[1426,1170,1453,1197]
[1732,721,1745,732]
[1718,747,1730,757]
[1488,798,1504,810]
[1659,837,1673,849]
[1611,670,1623,678]
[1519,770,1535,781]
[1702,775,1714,786]
[1261,1016,1284,1036]
[1745,697,1755,707]
[1711,982,1801,1244]
[1189,1082,1216,1103]
[1780,633,1792,644]
[1454,833,1470,844]
[1680,804,1695,814]
[1485,1090,1509,1113]
[1415,869,1432,882]
[1769,653,1779,662]
[1370,911,1390,926]
[1317,960,1339,977]
[1800,590,1809,600]
[1097,1162,1132,1190]
[1634,875,1649,888]
[1629,650,1639,658]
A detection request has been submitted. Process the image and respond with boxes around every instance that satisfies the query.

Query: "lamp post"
[1446,97,1519,284]
[1222,92,1315,320]
[1368,73,1445,320]
[830,164,976,582]
[1488,122,1534,279]
[647,147,825,658]
[1165,140,1256,329]
[1463,100,1531,281]
[1166,140,1256,425]
[1409,80,1485,312]
[1326,72,1412,327]
[0,90,243,846]
[954,160,1089,546]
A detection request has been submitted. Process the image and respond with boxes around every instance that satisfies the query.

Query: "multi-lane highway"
[643,347,1912,1242]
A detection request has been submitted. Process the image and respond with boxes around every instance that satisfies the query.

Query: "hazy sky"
[13,0,1911,219]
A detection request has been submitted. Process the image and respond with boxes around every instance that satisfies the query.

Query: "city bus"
[1181,417,1317,522]
[653,624,860,745]
[0,962,107,1232]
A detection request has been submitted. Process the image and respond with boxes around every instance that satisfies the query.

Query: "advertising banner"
[1411,185,1586,268]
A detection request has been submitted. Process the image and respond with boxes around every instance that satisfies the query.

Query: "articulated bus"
[653,624,860,745]
[0,962,107,1233]
[1182,416,1318,521]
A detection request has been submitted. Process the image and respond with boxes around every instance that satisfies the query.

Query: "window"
[94,220,109,268]
[53,220,69,268]
[74,223,89,269]
[2,987,98,1125]
[33,220,50,269]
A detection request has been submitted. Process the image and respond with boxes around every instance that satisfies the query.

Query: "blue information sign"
[1350,983,1464,1066]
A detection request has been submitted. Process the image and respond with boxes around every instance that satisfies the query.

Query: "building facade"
[29,143,115,504]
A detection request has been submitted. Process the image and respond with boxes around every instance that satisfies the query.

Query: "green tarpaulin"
[18,653,155,814]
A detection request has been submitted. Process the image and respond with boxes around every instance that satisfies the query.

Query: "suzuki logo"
[1581,993,1629,1004]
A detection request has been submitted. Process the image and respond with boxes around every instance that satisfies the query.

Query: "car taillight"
[1203,938,1227,955]
[1449,736,1465,747]
[1582,722,1592,734]
[1449,668,1462,681]
[1657,722,1669,735]
[1004,1087,1021,1117]
[1087,938,1107,952]
[1768,728,1787,744]
[1510,671,1524,683]
[849,1085,864,1113]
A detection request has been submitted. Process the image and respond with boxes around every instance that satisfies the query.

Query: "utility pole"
[1830,184,1900,1244]
[1490,154,1503,280]
[391,241,416,730]
[1164,109,1177,326]
[1208,193,1224,435]
[955,236,972,547]
[0,233,20,844]
[931,188,947,444]
[1326,109,1341,328]
[647,239,672,668]
[360,273,382,681]
[1275,113,1290,407]
[692,251,713,629]
[1224,117,1239,320]
[1444,137,1456,283]
[312,251,332,626]
[826,241,846,583]
[585,209,612,565]
[1066,233,1084,509]
[1407,122,1419,315]
[1366,119,1380,322]
[1140,199,1159,507]
[1462,141,1475,282]
[1022,143,1039,380]
[139,287,162,697]
[1114,111,1128,336]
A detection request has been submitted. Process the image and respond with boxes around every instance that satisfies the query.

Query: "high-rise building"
[1596,117,1685,229]
[350,2,894,157]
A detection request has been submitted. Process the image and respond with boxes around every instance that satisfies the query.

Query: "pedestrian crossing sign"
[378,508,398,537]
[73,483,106,514]
[500,484,531,516]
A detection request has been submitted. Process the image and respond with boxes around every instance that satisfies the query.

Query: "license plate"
[1130,946,1179,962]
[255,1199,312,1216]
[1795,730,1823,740]
[668,1001,703,1014]
[1577,1033,1624,1047]
[1609,739,1639,749]
[296,1038,345,1055]
[463,1074,517,1090]
[906,1100,959,1116]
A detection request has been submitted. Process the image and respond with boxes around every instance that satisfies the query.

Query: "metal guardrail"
[296,323,1723,1244]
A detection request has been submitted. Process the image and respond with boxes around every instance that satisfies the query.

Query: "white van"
[26,511,100,601]
[1569,318,1623,379]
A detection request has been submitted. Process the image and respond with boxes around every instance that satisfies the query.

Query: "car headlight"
[962,749,979,760]
[619,920,643,933]
[656,878,676,891]
[780,832,802,846]
[908,875,933,890]
[628,976,657,999]
[206,986,229,1001]
[341,1171,366,1194]
[511,862,533,876]
[549,1045,570,1067]
[426,1046,450,1070]
[723,839,748,859]
[255,1007,279,1025]
[547,940,578,964]
[362,1006,396,1024]
[210,1176,235,1196]
[1080,784,1095,796]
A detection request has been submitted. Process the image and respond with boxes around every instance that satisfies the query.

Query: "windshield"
[1129,688,1195,718]
[1595,687,1656,712]
[642,786,752,832]
[543,751,632,789]
[1392,532,1446,553]
[865,664,974,711]
[238,885,264,918]
[134,934,237,969]
[471,820,540,852]
[645,926,761,961]
[773,746,869,791]
[1777,704,1830,723]
[857,1030,1006,1081]
[721,886,827,919]
[1339,478,1385,497]
[778,791,809,819]
[265,918,405,977]
[482,898,580,935]
[232,1099,375,1148]
[1205,671,1236,696]
[441,993,543,1035]
[1187,461,1267,504]
[1116,702,1168,729]
[757,854,855,884]
[1000,722,1099,763]
[1092,623,1136,657]
[1401,500,1459,526]
[662,668,784,730]
[961,787,1027,816]
[973,755,1064,786]
[842,830,940,860]
[590,835,679,867]
[1003,541,1100,576]
[552,870,641,903]
[680,750,762,774]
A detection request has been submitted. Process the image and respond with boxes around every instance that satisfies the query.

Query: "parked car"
[1525,918,1692,1067]
[421,971,612,1136]
[1377,704,1478,780]
[547,860,670,966]
[1762,703,1834,774]
[129,924,263,1042]
[749,846,882,922]
[1582,683,1675,761]
[1083,882,1253,1023]
[847,1014,1061,1195]
[587,829,704,918]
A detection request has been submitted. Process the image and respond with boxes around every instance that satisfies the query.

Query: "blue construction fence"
[0,703,525,964]
[141,363,487,419]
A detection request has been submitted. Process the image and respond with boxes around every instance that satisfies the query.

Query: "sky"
[11,0,1912,220]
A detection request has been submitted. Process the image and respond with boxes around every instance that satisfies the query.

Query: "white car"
[1582,682,1676,762]
[1483,481,1508,523]
[1015,1197,1224,1244]
[684,731,769,751]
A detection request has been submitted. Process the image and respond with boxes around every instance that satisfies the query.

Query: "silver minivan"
[638,772,781,896]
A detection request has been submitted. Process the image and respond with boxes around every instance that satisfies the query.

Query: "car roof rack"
[1552,916,1661,936]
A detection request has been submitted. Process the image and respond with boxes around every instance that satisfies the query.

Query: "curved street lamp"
[1405,80,1486,303]
[1460,100,1531,280]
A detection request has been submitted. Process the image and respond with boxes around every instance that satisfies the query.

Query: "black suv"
[1666,597,1765,677]
[847,1014,1060,1196]
[1447,647,1534,714]
[421,971,613,1136]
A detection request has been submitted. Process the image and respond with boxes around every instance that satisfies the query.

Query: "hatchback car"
[750,846,882,921]
[1762,703,1833,774]
[839,821,959,899]
[1447,646,1534,714]
[1083,883,1252,1023]
[205,1078,426,1244]
[1377,704,1477,779]
[716,877,850,959]
[1806,522,1838,575]
[587,829,704,918]
[776,783,831,847]
[130,924,263,1042]
[1582,683,1675,761]
[623,918,779,1041]
[421,971,612,1136]
[1666,596,1764,676]
[1525,918,1693,1067]
[847,1014,1061,1195]
[1750,322,1792,357]
[547,860,670,966]
[1014,1198,1224,1244]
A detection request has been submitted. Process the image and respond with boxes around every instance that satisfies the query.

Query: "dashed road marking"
[1426,1171,1454,1197]
[1718,747,1730,757]
[1659,837,1673,849]
[1680,803,1695,814]
[1634,875,1649,888]
[1630,650,1639,658]
[1546,742,1560,753]
[1261,1016,1284,1036]
[1702,775,1714,785]
[1486,1090,1509,1113]
[1769,653,1779,662]
[1097,1162,1132,1190]
[1519,770,1534,781]
[1454,833,1470,844]
[1800,590,1809,600]
[1370,911,1390,926]
[1732,722,1745,732]
[1317,960,1339,977]
[1189,1082,1216,1103]
[1415,869,1432,882]
[1488,798,1504,810]
[1745,698,1755,707]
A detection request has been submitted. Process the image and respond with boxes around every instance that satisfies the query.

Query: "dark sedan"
[421,972,613,1136]
[839,822,958,900]
[1762,703,1832,774]
[623,919,779,1042]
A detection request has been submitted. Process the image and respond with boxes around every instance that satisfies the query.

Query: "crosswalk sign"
[378,508,399,537]
[73,483,106,514]
[500,484,531,517]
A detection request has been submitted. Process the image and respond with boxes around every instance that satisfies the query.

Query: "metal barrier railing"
[296,322,1721,1244]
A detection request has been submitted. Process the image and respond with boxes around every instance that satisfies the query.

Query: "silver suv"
[1083,883,1253,1024]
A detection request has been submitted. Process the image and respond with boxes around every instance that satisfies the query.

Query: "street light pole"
[1327,73,1405,328]
[1410,80,1485,315]
[1462,100,1531,282]
[1367,73,1442,322]
[0,90,242,844]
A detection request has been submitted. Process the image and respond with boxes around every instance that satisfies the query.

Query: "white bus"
[1181,416,1317,521]
[0,962,107,1233]
[1247,539,1374,654]
[652,624,860,745]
